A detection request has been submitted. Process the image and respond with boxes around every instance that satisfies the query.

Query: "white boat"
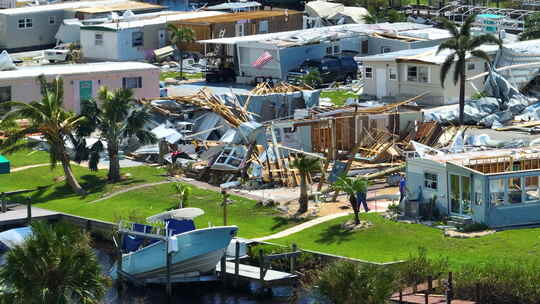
[112,208,237,282]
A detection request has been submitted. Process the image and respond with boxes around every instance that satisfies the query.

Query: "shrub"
[306,261,397,304]
[248,243,318,272]
[460,223,489,233]
[453,259,540,303]
[397,247,448,287]
[387,203,401,216]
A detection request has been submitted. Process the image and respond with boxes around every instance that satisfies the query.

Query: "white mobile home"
[199,23,452,84]
[0,0,158,51]
[80,11,226,61]
[359,46,492,105]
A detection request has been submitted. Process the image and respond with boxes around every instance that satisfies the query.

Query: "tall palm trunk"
[459,68,466,126]
[60,149,85,195]
[350,194,361,225]
[107,141,121,182]
[298,172,308,214]
[179,47,184,80]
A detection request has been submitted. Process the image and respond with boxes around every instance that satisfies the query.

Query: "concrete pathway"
[253,211,353,242]
[11,163,49,172]
[88,180,174,204]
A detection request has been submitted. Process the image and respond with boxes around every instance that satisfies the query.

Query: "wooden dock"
[0,205,60,226]
[216,261,296,285]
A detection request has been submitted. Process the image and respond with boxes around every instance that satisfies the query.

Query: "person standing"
[399,173,407,204]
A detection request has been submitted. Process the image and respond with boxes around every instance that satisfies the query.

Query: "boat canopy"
[146,207,205,223]
[0,227,32,251]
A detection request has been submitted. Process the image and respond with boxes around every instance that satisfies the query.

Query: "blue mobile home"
[406,148,540,228]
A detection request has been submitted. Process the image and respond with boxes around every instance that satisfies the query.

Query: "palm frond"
[437,17,459,37]
[88,141,104,171]
[440,53,455,88]
[470,49,492,66]
[436,39,458,54]
[469,34,501,50]
[454,55,466,85]
[460,14,478,37]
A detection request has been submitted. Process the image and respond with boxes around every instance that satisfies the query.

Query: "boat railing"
[118,220,171,240]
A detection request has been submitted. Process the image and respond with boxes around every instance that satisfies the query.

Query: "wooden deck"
[0,205,60,226]
[389,293,476,304]
[216,261,296,284]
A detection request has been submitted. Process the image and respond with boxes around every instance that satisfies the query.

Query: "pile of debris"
[251,82,312,95]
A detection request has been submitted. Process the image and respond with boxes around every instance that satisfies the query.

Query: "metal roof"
[0,0,127,15]
[173,9,300,24]
[0,62,158,81]
[198,22,434,45]
[73,1,164,14]
[205,1,261,10]
[80,10,226,31]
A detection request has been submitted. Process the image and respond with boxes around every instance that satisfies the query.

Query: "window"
[381,46,391,53]
[122,77,142,89]
[361,40,369,54]
[18,18,32,29]
[407,65,429,83]
[364,67,373,79]
[49,16,55,25]
[259,20,268,33]
[95,33,103,46]
[326,46,333,55]
[0,86,11,115]
[388,67,397,80]
[333,45,340,54]
[424,172,438,190]
[418,66,429,83]
[407,66,417,82]
[490,178,505,206]
[132,32,143,47]
[467,63,475,71]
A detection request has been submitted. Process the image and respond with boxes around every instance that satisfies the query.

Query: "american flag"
[251,51,273,68]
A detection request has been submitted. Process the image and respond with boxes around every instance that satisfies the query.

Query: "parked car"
[43,45,70,63]
[287,55,358,88]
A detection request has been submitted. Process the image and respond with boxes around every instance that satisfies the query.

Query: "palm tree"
[333,176,369,225]
[173,182,192,209]
[438,15,501,125]
[521,13,540,41]
[167,24,195,80]
[76,87,156,182]
[0,221,109,303]
[291,156,320,214]
[301,68,322,89]
[0,76,86,195]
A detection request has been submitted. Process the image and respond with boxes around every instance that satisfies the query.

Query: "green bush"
[460,223,489,233]
[387,203,401,216]
[306,261,397,304]
[397,247,448,287]
[453,259,540,303]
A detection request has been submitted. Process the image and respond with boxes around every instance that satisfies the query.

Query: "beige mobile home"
[359,46,491,105]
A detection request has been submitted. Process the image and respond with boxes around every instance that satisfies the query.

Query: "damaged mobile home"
[198,23,454,84]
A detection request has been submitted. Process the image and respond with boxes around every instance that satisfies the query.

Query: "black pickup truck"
[287,55,358,88]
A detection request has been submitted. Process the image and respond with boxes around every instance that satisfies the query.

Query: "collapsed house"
[198,23,453,84]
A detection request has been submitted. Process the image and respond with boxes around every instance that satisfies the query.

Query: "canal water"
[96,250,313,303]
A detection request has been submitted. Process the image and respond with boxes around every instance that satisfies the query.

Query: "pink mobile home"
[0,62,160,113]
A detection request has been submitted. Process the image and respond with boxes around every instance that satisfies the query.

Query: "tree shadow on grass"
[270,216,306,232]
[314,223,355,245]
[27,174,145,203]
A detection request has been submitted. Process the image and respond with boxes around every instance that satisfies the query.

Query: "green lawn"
[274,213,540,267]
[320,90,358,106]
[160,71,204,81]
[0,164,299,239]
[3,148,50,168]
[38,183,302,239]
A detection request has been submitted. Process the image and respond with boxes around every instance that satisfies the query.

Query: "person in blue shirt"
[399,173,407,204]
